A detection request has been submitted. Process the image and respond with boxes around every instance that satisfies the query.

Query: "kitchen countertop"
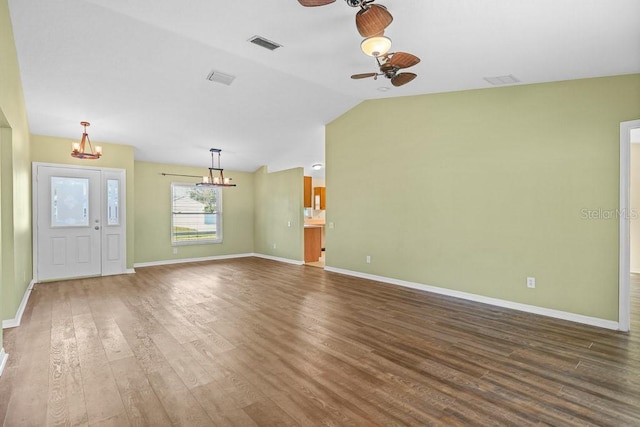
[304,219,325,227]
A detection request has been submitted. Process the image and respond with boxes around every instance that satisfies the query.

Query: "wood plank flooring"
[1,257,640,426]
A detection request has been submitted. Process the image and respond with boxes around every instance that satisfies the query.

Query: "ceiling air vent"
[248,35,282,51]
[483,75,520,86]
[206,70,236,86]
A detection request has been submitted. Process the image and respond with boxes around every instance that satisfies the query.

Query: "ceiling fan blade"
[298,0,336,6]
[391,72,417,87]
[351,72,378,79]
[388,52,420,69]
[356,4,393,37]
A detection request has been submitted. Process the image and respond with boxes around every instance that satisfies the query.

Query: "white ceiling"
[8,0,640,177]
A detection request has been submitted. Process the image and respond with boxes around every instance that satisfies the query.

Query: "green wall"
[30,134,136,269]
[1,0,32,338]
[134,161,254,264]
[327,74,640,321]
[253,166,304,262]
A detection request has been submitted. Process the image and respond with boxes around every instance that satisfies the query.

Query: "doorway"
[619,120,640,331]
[304,177,326,268]
[32,163,126,282]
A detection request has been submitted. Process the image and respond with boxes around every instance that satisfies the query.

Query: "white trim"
[134,253,304,269]
[619,119,640,332]
[325,267,619,330]
[252,253,304,265]
[125,268,136,274]
[134,253,254,268]
[0,349,7,377]
[31,161,125,172]
[170,182,223,246]
[2,280,34,329]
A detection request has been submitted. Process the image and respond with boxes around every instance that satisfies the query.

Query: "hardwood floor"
[1,258,640,426]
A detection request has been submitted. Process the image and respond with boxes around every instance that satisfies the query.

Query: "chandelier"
[71,121,102,159]
[197,148,236,187]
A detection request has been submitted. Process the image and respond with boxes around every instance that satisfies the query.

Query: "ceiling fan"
[351,51,420,87]
[298,0,393,38]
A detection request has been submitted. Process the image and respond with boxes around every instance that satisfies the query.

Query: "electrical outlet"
[287,221,291,227]
[366,255,371,264]
[273,243,277,249]
[173,247,178,255]
[527,277,535,288]
[329,222,334,229]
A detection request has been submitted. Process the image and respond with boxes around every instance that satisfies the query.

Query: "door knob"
[95,226,100,230]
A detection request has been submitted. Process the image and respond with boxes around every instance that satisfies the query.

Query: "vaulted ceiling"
[8,0,640,177]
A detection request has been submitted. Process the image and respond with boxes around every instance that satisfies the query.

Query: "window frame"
[170,182,223,245]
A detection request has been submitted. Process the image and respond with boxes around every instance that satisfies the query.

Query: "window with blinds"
[171,183,222,245]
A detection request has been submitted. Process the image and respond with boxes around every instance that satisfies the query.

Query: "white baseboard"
[134,253,304,268]
[324,266,619,331]
[252,253,304,266]
[102,269,136,277]
[0,348,7,377]
[134,253,254,268]
[2,280,34,329]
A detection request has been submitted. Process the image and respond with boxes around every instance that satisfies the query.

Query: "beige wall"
[327,74,640,322]
[253,166,304,261]
[30,134,136,269]
[1,0,32,340]
[134,161,254,264]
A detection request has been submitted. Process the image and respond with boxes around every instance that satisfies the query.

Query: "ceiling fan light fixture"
[356,4,393,37]
[298,0,336,6]
[351,51,420,87]
[360,35,391,57]
[391,72,417,87]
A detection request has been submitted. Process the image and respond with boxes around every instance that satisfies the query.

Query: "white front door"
[34,164,126,282]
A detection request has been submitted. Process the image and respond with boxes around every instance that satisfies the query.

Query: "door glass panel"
[107,179,119,225]
[51,176,89,227]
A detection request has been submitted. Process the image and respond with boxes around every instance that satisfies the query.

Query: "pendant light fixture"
[71,121,102,159]
[197,148,236,187]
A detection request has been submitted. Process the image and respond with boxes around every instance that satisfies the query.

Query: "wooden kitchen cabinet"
[313,186,326,210]
[304,226,322,262]
[304,176,312,208]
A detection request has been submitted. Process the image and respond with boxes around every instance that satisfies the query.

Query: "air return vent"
[483,75,520,85]
[206,70,236,86]
[248,35,282,51]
